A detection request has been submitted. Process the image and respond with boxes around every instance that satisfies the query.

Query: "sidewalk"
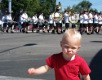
[0,76,45,80]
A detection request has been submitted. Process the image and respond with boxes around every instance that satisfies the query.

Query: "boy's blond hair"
[61,29,82,44]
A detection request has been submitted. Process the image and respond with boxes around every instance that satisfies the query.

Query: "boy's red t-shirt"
[46,52,91,80]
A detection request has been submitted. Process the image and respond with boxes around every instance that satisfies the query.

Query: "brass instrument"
[51,12,63,23]
[51,3,63,23]
[69,12,79,24]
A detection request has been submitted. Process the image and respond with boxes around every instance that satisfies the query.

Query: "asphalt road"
[0,31,102,80]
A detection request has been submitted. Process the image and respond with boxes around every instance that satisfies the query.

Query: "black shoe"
[22,29,25,33]
[26,31,28,33]
[6,30,8,33]
[91,32,94,34]
[96,32,99,34]
[87,33,91,35]
[36,30,39,33]
[52,30,55,34]
[32,30,34,33]
[80,32,83,35]
[11,31,14,33]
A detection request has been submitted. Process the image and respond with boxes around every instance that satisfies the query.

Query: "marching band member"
[79,11,84,34]
[6,12,14,33]
[38,13,45,32]
[20,11,28,33]
[2,12,14,33]
[48,12,54,33]
[0,19,3,31]
[69,11,79,28]
[88,10,94,34]
[32,13,38,33]
[53,4,63,34]
[2,12,8,32]
[43,19,49,33]
[83,10,89,34]
[98,12,102,33]
[93,11,99,34]
[63,10,70,31]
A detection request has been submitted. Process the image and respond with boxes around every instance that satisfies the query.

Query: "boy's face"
[60,36,81,59]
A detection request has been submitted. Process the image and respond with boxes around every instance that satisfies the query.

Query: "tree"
[1,0,56,18]
[39,0,56,18]
[77,0,92,10]
[65,0,93,13]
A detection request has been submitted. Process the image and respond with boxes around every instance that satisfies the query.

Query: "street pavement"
[0,31,102,80]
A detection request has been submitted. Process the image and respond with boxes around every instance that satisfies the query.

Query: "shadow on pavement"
[23,43,37,46]
[89,49,102,80]
[91,41,102,43]
[0,43,37,54]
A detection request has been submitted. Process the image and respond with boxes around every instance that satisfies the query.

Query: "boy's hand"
[27,68,35,75]
[27,65,50,75]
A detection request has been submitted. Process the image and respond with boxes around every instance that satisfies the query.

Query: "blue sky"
[56,0,102,12]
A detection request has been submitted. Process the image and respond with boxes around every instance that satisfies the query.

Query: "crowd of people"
[0,9,102,35]
[79,10,102,35]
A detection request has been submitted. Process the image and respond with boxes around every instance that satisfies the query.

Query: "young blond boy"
[27,29,91,80]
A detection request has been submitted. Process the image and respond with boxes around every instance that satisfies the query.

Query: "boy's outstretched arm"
[27,65,51,75]
[83,74,91,80]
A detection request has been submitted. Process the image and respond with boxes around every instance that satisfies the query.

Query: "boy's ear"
[77,46,81,51]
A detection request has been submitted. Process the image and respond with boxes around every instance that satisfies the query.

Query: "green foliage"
[78,0,92,11]
[64,0,97,13]
[1,0,56,18]
[3,0,98,18]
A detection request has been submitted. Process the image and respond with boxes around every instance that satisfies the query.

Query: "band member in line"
[48,12,54,33]
[32,13,38,33]
[2,12,8,32]
[98,12,102,33]
[63,10,70,31]
[93,11,99,34]
[69,10,79,29]
[0,19,3,31]
[83,10,89,35]
[20,11,29,33]
[2,12,14,33]
[79,11,84,34]
[88,10,94,34]
[43,19,49,33]
[53,4,63,34]
[38,13,45,32]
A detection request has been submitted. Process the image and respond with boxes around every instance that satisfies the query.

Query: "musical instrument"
[50,2,63,23]
[56,2,61,10]
[8,20,18,24]
[51,12,63,23]
[69,13,79,24]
